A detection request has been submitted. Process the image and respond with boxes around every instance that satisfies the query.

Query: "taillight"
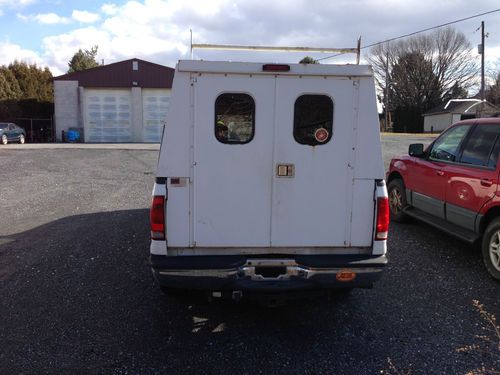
[150,195,165,240]
[375,197,389,241]
[262,64,290,72]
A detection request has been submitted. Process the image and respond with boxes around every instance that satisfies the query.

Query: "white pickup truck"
[150,56,388,300]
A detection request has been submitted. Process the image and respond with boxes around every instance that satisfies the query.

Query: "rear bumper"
[150,254,387,291]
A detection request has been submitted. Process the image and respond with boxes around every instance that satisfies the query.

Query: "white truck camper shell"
[150,52,388,298]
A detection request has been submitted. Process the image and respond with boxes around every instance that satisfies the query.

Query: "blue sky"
[2,1,105,50]
[1,0,500,81]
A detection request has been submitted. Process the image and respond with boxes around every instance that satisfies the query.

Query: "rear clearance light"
[150,195,165,240]
[262,64,290,72]
[336,269,356,282]
[375,197,389,241]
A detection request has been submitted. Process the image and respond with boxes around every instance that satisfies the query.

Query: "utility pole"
[481,21,485,102]
[385,50,389,132]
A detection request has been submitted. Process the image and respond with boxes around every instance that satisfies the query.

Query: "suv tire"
[388,178,408,223]
[482,218,500,281]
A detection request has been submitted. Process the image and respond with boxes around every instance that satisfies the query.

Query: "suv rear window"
[215,93,255,144]
[460,124,500,167]
[294,95,333,146]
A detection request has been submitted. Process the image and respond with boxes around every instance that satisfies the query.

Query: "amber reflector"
[336,269,356,282]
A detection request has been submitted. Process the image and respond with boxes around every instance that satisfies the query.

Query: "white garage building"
[54,58,175,143]
[423,99,500,133]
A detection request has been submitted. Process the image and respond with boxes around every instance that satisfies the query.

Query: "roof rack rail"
[190,35,362,64]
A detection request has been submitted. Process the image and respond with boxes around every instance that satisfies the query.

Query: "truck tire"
[388,178,408,223]
[481,218,500,281]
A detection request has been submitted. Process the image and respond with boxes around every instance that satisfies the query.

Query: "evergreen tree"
[299,56,319,64]
[67,46,99,73]
[0,66,22,100]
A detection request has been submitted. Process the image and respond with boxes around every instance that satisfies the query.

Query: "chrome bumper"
[152,255,387,290]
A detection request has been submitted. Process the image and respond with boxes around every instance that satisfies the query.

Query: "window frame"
[293,94,334,146]
[214,92,255,145]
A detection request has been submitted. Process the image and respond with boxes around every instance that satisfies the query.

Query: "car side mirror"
[409,143,424,157]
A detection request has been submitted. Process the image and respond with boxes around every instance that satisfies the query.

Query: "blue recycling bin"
[66,128,82,142]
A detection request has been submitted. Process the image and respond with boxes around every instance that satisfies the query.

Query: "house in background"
[54,58,175,143]
[423,99,500,133]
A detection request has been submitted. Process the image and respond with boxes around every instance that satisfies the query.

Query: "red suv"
[387,118,500,280]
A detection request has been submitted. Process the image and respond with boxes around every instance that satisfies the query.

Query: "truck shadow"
[1,209,496,373]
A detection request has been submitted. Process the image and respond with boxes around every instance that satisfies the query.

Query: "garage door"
[85,89,132,142]
[142,89,170,143]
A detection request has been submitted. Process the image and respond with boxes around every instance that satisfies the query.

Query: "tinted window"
[488,129,500,168]
[429,125,469,162]
[460,124,500,167]
[215,93,254,144]
[294,95,333,146]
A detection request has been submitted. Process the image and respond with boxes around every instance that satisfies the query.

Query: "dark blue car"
[0,123,26,145]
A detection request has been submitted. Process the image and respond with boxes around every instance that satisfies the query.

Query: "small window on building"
[132,61,139,71]
[460,124,500,167]
[294,94,333,146]
[215,93,255,144]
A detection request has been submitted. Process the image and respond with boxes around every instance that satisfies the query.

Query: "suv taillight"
[150,195,165,240]
[375,197,389,241]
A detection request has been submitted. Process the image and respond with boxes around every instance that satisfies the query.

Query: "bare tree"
[486,72,500,106]
[368,27,478,102]
[367,27,478,131]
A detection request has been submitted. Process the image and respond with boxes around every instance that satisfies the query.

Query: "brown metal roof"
[53,58,174,88]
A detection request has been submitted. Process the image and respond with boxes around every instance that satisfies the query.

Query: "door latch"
[276,164,295,177]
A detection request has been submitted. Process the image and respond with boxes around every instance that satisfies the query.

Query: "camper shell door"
[186,61,376,249]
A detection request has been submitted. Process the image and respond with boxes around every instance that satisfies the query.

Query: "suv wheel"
[482,218,500,281]
[1,134,7,145]
[387,178,408,223]
[19,134,25,144]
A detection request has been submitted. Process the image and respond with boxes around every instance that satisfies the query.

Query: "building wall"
[131,87,144,142]
[423,113,453,132]
[55,84,171,142]
[452,113,462,124]
[54,80,79,141]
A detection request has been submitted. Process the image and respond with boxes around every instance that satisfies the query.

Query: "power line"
[317,8,500,62]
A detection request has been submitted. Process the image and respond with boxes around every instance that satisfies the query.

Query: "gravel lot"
[0,138,498,374]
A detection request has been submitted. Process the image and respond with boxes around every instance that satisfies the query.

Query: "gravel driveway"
[0,139,498,374]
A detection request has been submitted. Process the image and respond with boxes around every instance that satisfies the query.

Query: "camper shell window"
[294,94,333,146]
[215,93,255,144]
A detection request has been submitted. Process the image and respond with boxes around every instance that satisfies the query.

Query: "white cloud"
[101,3,119,16]
[0,0,36,6]
[72,9,100,24]
[34,12,70,24]
[15,12,27,21]
[0,0,36,14]
[41,27,111,75]
[3,0,500,77]
[0,41,42,66]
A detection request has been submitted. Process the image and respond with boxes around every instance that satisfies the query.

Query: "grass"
[457,300,500,375]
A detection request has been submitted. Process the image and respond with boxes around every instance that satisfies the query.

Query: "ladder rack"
[190,37,362,64]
